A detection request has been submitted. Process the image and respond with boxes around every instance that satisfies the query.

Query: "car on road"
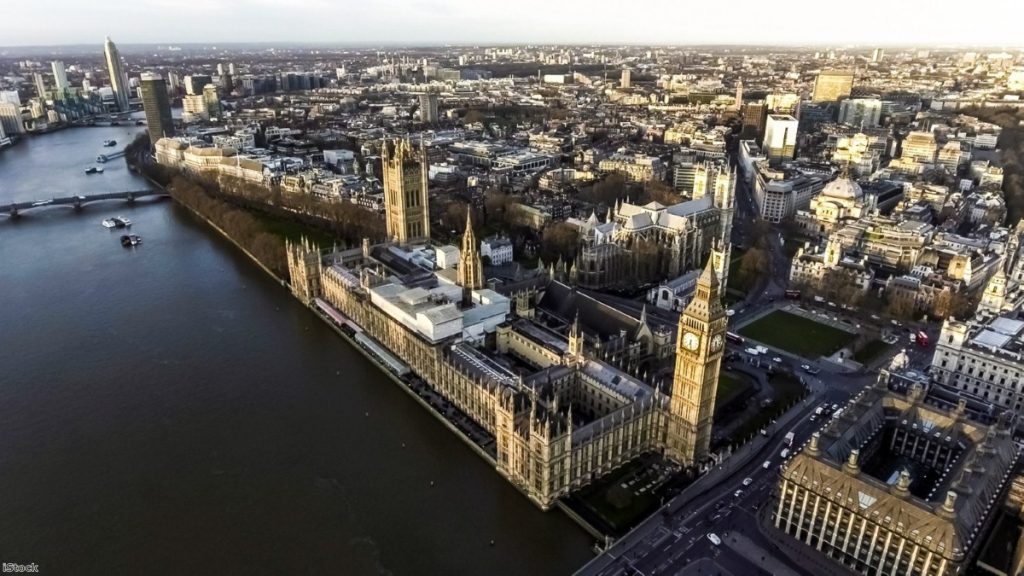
[762,460,772,469]
[707,533,722,546]
[772,356,783,363]
[734,489,744,498]
[742,477,753,486]
[780,448,790,459]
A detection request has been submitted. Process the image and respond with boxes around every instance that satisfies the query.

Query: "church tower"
[457,211,484,291]
[665,257,728,466]
[381,138,430,245]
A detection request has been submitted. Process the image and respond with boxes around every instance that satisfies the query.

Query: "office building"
[381,138,431,245]
[741,101,768,140]
[103,36,130,112]
[767,92,801,116]
[838,98,882,128]
[184,75,212,96]
[139,72,174,144]
[872,48,885,63]
[620,69,631,89]
[902,131,938,164]
[775,374,1017,576]
[763,114,798,164]
[752,162,825,222]
[203,84,221,118]
[734,79,743,110]
[418,92,438,123]
[0,102,26,135]
[812,70,854,102]
[51,60,68,92]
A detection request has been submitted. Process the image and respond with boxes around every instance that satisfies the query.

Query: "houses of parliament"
[286,138,731,509]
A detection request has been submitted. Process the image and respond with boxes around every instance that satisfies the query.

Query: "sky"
[5,0,1024,48]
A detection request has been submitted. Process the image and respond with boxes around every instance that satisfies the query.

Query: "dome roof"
[822,177,863,200]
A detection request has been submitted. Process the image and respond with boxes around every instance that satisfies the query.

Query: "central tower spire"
[457,210,484,292]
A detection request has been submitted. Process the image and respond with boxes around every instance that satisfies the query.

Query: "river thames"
[0,126,593,575]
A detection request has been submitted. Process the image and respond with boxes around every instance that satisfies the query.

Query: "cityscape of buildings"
[4,32,1024,576]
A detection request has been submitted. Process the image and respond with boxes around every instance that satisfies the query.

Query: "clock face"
[711,334,724,351]
[683,332,700,351]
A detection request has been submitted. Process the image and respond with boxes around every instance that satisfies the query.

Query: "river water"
[0,126,593,575]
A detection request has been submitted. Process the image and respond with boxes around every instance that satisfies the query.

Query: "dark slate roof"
[538,280,639,339]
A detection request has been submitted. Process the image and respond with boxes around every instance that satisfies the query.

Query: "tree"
[581,173,627,206]
[640,179,681,205]
[733,248,770,291]
[540,222,580,264]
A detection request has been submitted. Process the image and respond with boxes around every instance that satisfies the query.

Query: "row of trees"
[127,133,386,248]
[167,176,288,278]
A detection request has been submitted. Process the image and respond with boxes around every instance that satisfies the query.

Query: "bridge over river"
[1,190,168,218]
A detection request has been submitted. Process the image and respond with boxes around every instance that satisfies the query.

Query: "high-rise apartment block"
[51,60,69,92]
[812,70,854,102]
[0,102,26,135]
[620,69,631,89]
[418,92,438,123]
[140,72,174,144]
[103,36,130,112]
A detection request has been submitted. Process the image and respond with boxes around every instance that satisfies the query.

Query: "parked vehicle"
[707,533,722,546]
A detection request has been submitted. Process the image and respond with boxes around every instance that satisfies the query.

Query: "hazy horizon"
[5,0,1024,49]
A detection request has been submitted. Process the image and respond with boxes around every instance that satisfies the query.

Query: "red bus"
[726,332,744,345]
[916,331,929,348]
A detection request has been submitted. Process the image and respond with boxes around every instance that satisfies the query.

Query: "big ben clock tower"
[666,257,728,466]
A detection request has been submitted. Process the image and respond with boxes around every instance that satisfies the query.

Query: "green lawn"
[572,459,661,534]
[854,339,892,365]
[739,310,854,359]
[716,371,751,410]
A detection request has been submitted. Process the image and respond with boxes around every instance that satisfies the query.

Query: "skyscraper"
[734,79,743,111]
[763,114,799,164]
[33,73,47,99]
[139,72,174,144]
[381,138,430,245]
[0,102,26,135]
[872,47,885,63]
[51,61,69,92]
[418,92,438,123]
[620,68,631,89]
[104,36,131,112]
[812,70,854,102]
[666,256,728,465]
